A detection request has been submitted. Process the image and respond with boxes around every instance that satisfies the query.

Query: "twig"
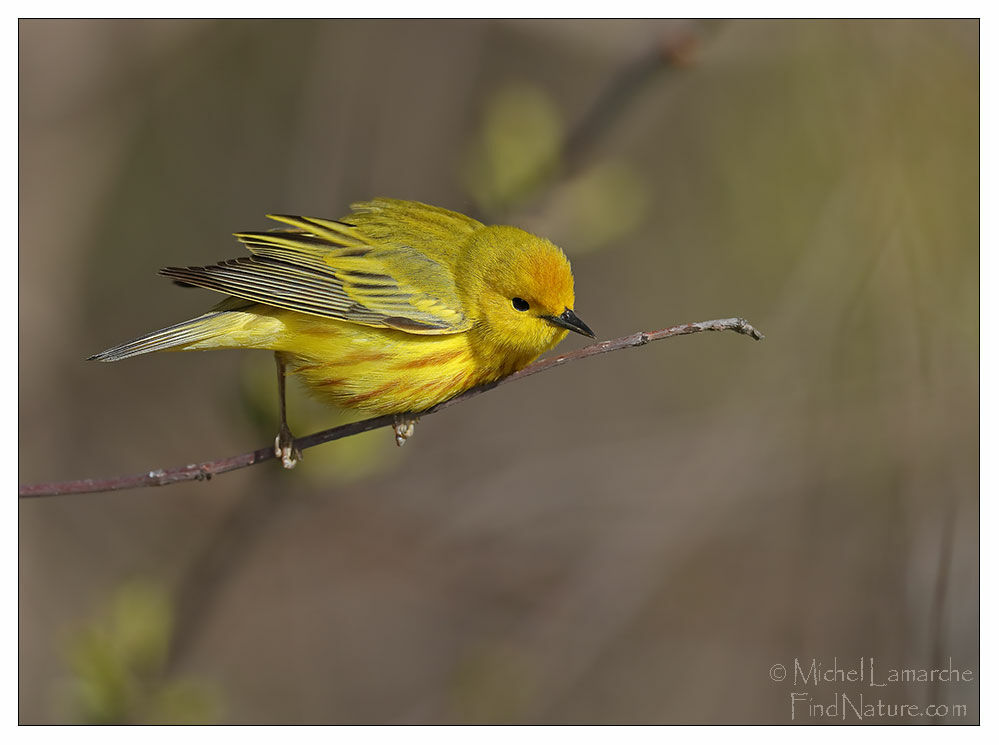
[19,317,763,499]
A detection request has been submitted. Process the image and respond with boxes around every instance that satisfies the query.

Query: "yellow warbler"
[90,198,593,467]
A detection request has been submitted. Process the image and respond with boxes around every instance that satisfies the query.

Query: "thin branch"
[19,317,763,499]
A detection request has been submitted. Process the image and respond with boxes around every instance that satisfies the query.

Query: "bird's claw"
[393,415,418,447]
[274,426,302,469]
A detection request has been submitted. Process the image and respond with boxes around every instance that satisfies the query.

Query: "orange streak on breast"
[396,348,465,369]
[341,351,391,364]
[340,381,401,408]
[316,378,347,389]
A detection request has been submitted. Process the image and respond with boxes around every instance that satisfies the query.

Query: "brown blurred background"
[19,19,978,724]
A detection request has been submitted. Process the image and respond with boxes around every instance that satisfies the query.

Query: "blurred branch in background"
[559,27,704,184]
[467,23,715,222]
[19,318,764,498]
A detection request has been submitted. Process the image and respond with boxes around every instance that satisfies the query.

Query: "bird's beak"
[543,308,595,338]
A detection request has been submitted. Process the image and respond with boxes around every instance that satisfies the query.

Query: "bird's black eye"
[512,297,530,312]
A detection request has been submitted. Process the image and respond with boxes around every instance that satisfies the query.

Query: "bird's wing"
[160,215,472,334]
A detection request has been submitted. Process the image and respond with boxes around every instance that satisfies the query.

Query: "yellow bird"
[90,198,594,468]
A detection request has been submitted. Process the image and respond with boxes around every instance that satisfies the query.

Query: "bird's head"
[463,225,594,358]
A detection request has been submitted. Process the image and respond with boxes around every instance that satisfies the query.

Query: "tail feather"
[88,311,271,362]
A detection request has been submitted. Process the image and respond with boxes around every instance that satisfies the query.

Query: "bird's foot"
[393,415,418,447]
[274,425,302,469]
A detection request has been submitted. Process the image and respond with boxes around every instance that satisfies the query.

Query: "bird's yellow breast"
[272,309,541,415]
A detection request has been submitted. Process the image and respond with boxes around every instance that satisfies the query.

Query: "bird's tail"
[88,308,280,362]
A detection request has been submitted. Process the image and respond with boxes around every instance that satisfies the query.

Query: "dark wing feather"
[160,215,472,334]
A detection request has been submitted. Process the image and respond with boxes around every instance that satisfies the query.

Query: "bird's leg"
[392,414,418,447]
[273,353,302,469]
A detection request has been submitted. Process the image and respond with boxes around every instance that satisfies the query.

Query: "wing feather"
[161,212,472,334]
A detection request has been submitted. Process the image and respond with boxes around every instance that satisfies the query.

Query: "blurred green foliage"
[462,81,649,253]
[61,580,221,724]
[463,82,564,214]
